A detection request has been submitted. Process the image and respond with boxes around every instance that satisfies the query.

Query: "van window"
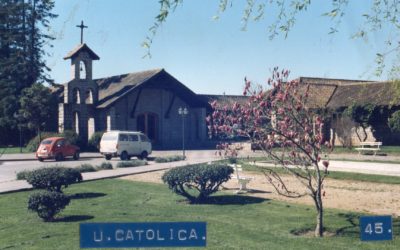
[102,134,118,141]
[140,135,149,142]
[119,134,129,141]
[128,134,139,142]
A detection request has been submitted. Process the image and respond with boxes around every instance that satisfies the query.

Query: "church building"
[57,42,211,149]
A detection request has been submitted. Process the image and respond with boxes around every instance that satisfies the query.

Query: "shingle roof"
[326,81,400,108]
[63,43,100,60]
[96,69,162,108]
[198,94,248,107]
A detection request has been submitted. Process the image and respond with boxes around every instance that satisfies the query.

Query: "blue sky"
[45,0,393,95]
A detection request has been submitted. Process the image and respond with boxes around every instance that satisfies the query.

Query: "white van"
[100,131,152,160]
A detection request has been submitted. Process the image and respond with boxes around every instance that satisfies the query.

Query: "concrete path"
[1,149,400,194]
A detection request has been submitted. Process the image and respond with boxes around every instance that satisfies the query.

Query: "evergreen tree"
[0,0,57,146]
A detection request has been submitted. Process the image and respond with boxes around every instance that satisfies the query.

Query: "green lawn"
[0,179,399,249]
[239,160,400,185]
[0,147,31,154]
[332,146,400,156]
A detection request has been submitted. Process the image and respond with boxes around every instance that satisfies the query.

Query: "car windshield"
[102,134,118,141]
[40,139,53,145]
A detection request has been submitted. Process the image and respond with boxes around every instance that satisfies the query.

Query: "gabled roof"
[326,81,400,108]
[297,77,400,109]
[63,43,100,60]
[199,94,248,107]
[95,69,209,109]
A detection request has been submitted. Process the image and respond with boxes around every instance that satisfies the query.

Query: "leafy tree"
[388,110,400,133]
[342,104,383,142]
[145,1,400,76]
[209,68,331,237]
[0,0,57,145]
[19,83,52,142]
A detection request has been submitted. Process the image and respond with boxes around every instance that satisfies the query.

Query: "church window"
[79,61,87,79]
[86,88,93,104]
[73,111,80,134]
[73,88,81,104]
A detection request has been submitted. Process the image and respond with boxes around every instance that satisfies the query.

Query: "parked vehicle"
[36,137,80,162]
[100,131,152,160]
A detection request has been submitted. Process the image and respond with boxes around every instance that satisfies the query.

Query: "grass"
[0,179,399,249]
[332,146,400,156]
[239,160,400,185]
[0,146,31,154]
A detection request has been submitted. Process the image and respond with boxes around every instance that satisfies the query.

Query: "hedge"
[26,167,82,192]
[162,163,234,203]
[28,190,70,221]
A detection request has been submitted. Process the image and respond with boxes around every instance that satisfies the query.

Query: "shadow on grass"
[69,192,107,199]
[204,195,269,205]
[335,213,360,237]
[53,215,94,223]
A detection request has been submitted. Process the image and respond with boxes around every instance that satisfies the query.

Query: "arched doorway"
[137,113,158,142]
[88,117,95,140]
[73,111,80,134]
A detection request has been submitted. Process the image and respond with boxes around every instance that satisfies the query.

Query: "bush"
[77,164,97,173]
[26,132,59,152]
[162,163,234,203]
[16,169,32,180]
[96,162,113,170]
[87,131,105,152]
[116,160,147,168]
[61,130,84,149]
[389,110,400,133]
[154,155,186,163]
[28,190,70,221]
[26,167,83,192]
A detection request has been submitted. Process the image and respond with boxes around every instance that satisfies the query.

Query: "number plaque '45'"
[360,216,393,241]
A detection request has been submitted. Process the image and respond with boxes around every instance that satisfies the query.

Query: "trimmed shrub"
[116,159,147,168]
[26,132,59,152]
[16,169,32,180]
[154,155,186,163]
[96,162,113,170]
[28,190,70,221]
[26,167,83,192]
[87,131,105,152]
[77,164,97,173]
[162,163,234,203]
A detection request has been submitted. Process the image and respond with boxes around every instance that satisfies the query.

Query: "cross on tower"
[76,20,88,44]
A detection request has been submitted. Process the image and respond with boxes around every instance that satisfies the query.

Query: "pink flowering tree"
[208,68,331,237]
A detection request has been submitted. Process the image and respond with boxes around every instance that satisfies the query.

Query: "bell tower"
[58,21,100,142]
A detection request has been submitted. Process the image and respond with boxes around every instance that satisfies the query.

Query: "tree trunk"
[315,203,323,237]
[313,189,324,237]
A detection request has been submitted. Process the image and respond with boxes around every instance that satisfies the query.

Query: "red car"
[36,137,80,162]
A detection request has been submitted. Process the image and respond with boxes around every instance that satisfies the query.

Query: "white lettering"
[115,229,124,241]
[93,231,103,242]
[157,230,165,240]
[135,230,144,241]
[170,229,174,240]
[126,230,134,240]
[178,230,187,241]
[189,229,198,240]
[146,229,155,240]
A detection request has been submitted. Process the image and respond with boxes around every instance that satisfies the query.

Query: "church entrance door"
[137,113,158,142]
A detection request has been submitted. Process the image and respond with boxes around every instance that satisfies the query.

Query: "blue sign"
[80,222,206,248]
[360,216,393,241]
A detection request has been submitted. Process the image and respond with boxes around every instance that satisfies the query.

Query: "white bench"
[229,164,253,194]
[355,141,382,156]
